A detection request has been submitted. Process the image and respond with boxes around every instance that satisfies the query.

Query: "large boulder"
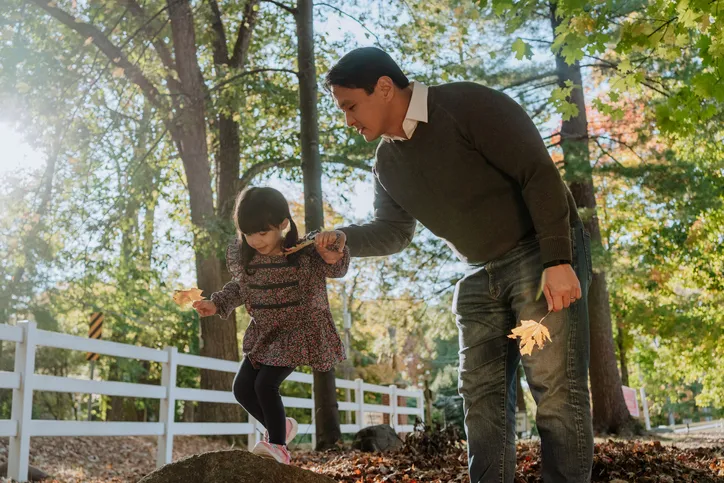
[138,450,335,483]
[352,424,402,452]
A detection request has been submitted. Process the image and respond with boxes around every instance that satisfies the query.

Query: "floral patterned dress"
[210,238,349,372]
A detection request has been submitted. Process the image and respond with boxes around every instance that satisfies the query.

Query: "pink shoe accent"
[252,441,291,464]
[263,417,298,444]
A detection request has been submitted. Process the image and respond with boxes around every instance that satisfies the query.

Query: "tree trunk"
[617,324,629,387]
[296,0,341,449]
[549,3,632,435]
[167,0,238,424]
[206,0,261,427]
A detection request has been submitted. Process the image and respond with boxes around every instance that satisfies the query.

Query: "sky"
[0,122,46,175]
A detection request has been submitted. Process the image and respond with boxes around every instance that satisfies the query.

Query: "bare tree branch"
[593,137,627,169]
[530,101,549,120]
[210,68,298,92]
[238,159,298,190]
[322,156,373,172]
[517,80,558,96]
[594,135,649,165]
[314,2,379,43]
[541,131,561,141]
[118,0,176,74]
[520,36,553,45]
[237,155,372,191]
[27,0,166,109]
[262,0,297,15]
[501,71,557,91]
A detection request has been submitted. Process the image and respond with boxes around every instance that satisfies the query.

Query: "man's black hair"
[324,47,410,94]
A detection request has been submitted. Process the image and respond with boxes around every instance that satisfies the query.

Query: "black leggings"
[232,358,295,445]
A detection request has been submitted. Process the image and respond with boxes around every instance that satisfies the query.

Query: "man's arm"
[454,84,573,266]
[450,84,581,311]
[338,175,417,257]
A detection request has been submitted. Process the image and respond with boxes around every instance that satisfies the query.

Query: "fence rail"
[1,321,424,481]
[671,419,724,434]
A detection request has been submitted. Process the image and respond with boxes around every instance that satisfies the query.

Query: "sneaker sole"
[252,444,289,464]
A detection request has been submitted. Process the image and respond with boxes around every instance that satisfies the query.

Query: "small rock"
[352,424,403,452]
[0,463,51,481]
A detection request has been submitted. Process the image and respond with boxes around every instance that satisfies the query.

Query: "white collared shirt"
[382,81,429,142]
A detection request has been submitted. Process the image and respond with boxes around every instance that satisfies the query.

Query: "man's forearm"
[338,218,416,257]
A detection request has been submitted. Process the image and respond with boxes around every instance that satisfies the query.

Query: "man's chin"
[362,131,380,142]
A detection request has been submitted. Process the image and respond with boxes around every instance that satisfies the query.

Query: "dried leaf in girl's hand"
[173,288,205,309]
[283,239,314,255]
[508,314,552,356]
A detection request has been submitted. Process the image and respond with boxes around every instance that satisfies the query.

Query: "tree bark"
[549,2,633,435]
[296,0,341,449]
[208,0,260,221]
[206,0,260,426]
[617,324,629,387]
[166,0,237,424]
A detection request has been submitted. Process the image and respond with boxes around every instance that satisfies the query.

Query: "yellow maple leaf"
[508,312,552,356]
[173,288,205,309]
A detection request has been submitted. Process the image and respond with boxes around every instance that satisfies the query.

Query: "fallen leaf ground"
[0,431,722,482]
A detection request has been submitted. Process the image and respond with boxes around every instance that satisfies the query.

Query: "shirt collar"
[382,81,428,142]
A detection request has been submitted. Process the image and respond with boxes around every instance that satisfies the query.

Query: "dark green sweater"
[339,82,579,266]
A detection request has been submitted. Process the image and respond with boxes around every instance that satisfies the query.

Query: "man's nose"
[344,111,354,127]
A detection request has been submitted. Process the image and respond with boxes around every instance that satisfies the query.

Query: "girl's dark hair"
[233,187,300,272]
[323,47,410,94]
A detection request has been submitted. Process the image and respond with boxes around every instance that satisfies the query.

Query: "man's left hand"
[542,264,581,312]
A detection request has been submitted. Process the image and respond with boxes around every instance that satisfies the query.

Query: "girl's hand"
[193,300,217,317]
[315,230,346,264]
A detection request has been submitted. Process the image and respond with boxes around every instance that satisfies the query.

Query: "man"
[315,47,593,483]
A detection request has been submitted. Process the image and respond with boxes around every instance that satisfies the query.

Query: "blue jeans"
[453,221,593,482]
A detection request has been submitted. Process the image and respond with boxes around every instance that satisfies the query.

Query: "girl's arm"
[210,280,246,320]
[310,245,350,279]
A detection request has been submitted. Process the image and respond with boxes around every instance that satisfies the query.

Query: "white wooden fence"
[1,321,424,481]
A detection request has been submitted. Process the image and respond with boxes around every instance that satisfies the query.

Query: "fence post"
[247,415,259,451]
[389,385,398,432]
[639,386,651,431]
[9,321,37,482]
[355,378,364,431]
[157,346,178,467]
[417,389,425,425]
[310,379,316,450]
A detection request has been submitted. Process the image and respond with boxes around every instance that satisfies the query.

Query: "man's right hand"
[315,230,346,264]
[193,300,217,317]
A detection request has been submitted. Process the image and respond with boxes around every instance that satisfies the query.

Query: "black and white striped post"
[86,312,103,420]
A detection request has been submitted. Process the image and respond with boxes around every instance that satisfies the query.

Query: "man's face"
[331,80,392,142]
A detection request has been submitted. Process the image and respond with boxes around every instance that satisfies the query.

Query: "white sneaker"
[263,417,298,445]
[252,441,291,464]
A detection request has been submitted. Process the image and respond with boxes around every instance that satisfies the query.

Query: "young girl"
[192,186,348,465]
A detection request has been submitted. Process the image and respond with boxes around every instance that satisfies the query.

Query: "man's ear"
[376,76,395,102]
